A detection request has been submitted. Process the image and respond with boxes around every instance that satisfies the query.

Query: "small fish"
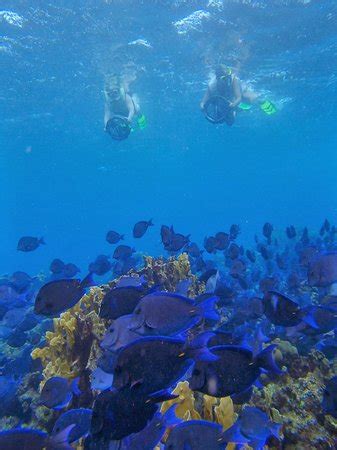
[106,230,124,244]
[133,219,154,238]
[121,404,180,450]
[230,259,246,278]
[52,408,92,443]
[308,252,337,287]
[89,255,112,276]
[164,420,227,450]
[222,406,281,449]
[112,333,216,395]
[17,236,45,252]
[322,376,337,418]
[113,245,135,260]
[63,263,81,278]
[229,224,240,240]
[50,258,65,274]
[34,273,94,317]
[160,225,172,247]
[214,232,229,250]
[298,246,317,267]
[91,386,176,441]
[286,225,296,239]
[100,315,140,352]
[129,291,219,336]
[185,242,203,258]
[0,426,74,450]
[204,236,217,254]
[189,344,281,397]
[301,227,310,245]
[263,222,273,244]
[91,367,114,391]
[99,286,146,320]
[246,249,256,263]
[257,244,270,260]
[263,291,317,328]
[227,243,240,260]
[166,232,190,252]
[40,376,81,409]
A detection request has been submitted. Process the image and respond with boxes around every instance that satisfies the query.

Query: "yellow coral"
[31,286,105,383]
[161,381,201,420]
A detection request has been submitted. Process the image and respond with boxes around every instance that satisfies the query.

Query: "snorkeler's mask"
[107,86,124,100]
[219,68,232,81]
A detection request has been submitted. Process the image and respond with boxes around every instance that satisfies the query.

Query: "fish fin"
[39,237,46,245]
[249,439,266,450]
[255,345,283,375]
[190,331,215,349]
[301,307,319,329]
[120,235,125,240]
[199,296,219,321]
[148,389,179,402]
[189,332,218,362]
[71,377,81,396]
[130,378,143,388]
[148,219,154,226]
[80,273,95,289]
[49,424,75,449]
[163,404,181,427]
[270,423,282,438]
[222,422,250,444]
[254,379,264,389]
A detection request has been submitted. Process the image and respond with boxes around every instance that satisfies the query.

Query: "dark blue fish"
[322,376,337,418]
[50,258,65,274]
[308,252,337,287]
[133,219,153,238]
[112,333,216,395]
[164,420,227,450]
[263,291,317,328]
[0,426,74,450]
[52,408,92,443]
[17,236,45,252]
[89,255,112,276]
[34,273,94,316]
[222,406,281,449]
[99,285,146,320]
[91,386,176,441]
[121,404,180,450]
[286,225,296,239]
[189,344,281,397]
[106,230,124,244]
[63,263,81,278]
[185,242,203,258]
[40,376,81,410]
[246,249,256,263]
[263,222,273,244]
[17,311,39,332]
[204,236,217,254]
[214,231,229,250]
[129,291,218,336]
[227,243,240,260]
[229,224,240,240]
[160,225,172,247]
[113,245,135,260]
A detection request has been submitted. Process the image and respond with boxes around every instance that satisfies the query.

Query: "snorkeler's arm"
[126,94,136,122]
[200,87,211,110]
[104,103,111,129]
[230,77,242,108]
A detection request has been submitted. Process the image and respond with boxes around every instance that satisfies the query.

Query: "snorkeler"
[200,64,242,126]
[200,64,277,126]
[104,75,140,128]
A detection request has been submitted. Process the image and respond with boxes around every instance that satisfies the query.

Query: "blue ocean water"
[1,0,337,275]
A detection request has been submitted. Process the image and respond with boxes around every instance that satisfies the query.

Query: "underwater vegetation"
[2,220,337,448]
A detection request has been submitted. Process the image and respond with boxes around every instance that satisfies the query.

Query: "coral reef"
[251,341,336,449]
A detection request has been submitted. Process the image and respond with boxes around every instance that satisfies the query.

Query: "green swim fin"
[260,100,277,115]
[137,114,147,130]
[238,102,252,111]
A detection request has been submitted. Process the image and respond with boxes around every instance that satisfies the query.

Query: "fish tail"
[49,424,75,449]
[189,332,218,362]
[39,237,46,245]
[71,377,81,396]
[255,344,283,375]
[199,296,219,321]
[148,219,154,226]
[80,273,95,289]
[301,306,319,329]
[120,235,125,240]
